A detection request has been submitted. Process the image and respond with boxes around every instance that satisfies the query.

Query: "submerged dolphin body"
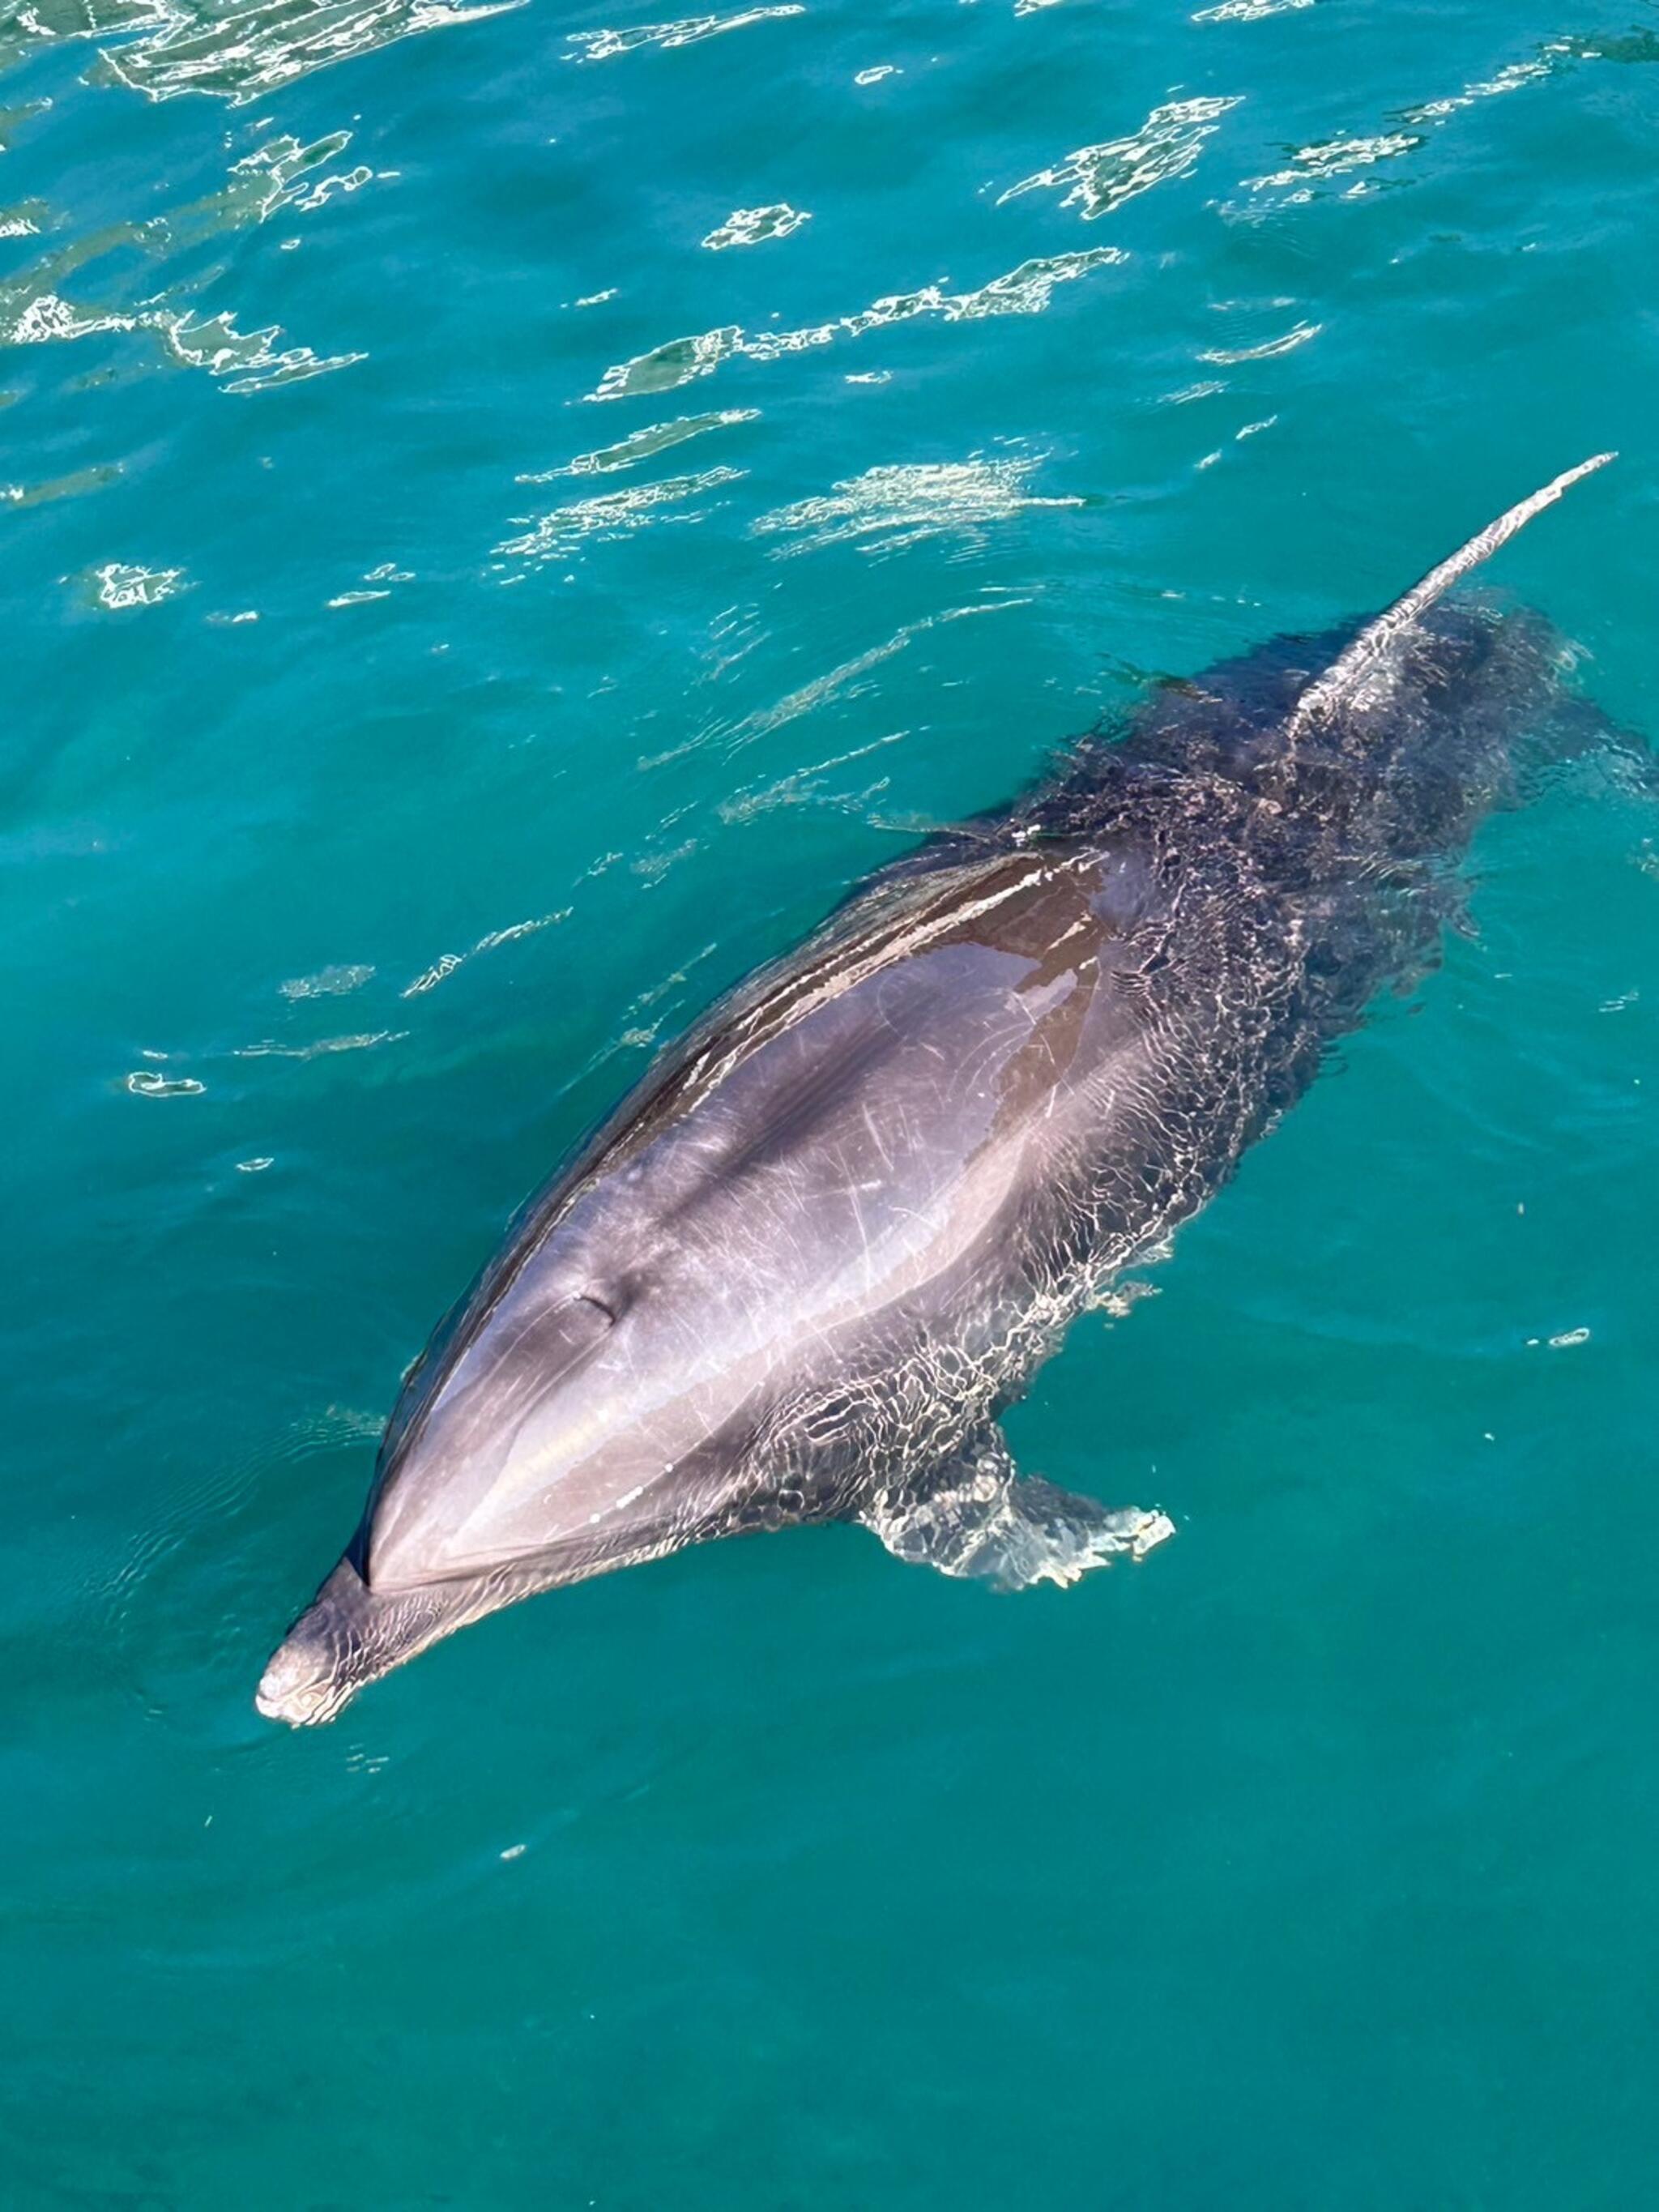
[259,457,1620,1726]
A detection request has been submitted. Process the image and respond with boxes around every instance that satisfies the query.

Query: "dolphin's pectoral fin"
[859,1429,1175,1591]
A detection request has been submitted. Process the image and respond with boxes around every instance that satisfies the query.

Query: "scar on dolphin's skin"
[260,456,1625,1726]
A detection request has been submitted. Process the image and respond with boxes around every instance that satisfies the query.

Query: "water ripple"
[998,95,1242,222]
[0,130,372,391]
[702,203,811,250]
[692,626,917,759]
[233,1029,407,1060]
[1,462,118,510]
[279,964,376,1001]
[1192,0,1313,19]
[519,408,757,484]
[87,0,522,105]
[400,907,568,997]
[1230,33,1640,214]
[496,464,746,565]
[717,728,907,822]
[1198,317,1320,365]
[591,248,1125,402]
[1243,133,1422,194]
[0,96,49,147]
[567,6,804,64]
[753,451,1081,561]
[1400,41,1576,126]
[125,1066,206,1095]
[80,560,188,609]
[693,595,1025,760]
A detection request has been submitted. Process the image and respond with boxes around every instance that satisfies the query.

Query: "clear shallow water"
[5,0,1658,2201]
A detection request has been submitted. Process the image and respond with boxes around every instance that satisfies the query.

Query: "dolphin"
[258,455,1623,1726]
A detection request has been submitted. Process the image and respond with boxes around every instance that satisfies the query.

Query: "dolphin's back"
[367,835,1214,1586]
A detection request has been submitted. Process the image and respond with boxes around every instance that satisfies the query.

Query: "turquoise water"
[6,0,1659,2200]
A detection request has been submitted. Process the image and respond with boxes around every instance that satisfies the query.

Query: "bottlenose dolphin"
[259,455,1621,1726]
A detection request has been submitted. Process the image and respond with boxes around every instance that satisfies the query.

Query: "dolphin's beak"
[256,1559,380,1727]
[257,1554,476,1727]
[258,1526,547,1723]
[255,1642,345,1727]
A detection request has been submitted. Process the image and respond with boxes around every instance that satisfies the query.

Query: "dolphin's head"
[363,1281,644,1595]
[255,1201,741,1724]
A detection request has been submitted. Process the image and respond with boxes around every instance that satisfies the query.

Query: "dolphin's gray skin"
[258,456,1621,1726]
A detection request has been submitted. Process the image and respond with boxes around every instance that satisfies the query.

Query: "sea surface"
[5,0,1658,2203]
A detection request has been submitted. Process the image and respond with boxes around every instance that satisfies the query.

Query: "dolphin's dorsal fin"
[1284,451,1616,737]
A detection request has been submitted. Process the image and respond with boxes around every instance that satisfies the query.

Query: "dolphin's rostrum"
[259,456,1620,1726]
